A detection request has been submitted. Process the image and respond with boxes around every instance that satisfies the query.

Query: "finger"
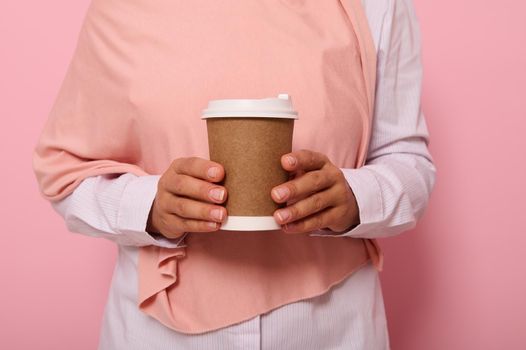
[163,212,220,234]
[166,195,227,223]
[271,169,334,203]
[281,149,328,173]
[162,174,227,203]
[282,172,309,205]
[171,157,225,182]
[273,187,334,225]
[282,206,342,234]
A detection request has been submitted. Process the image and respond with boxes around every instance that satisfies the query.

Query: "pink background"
[1,0,525,349]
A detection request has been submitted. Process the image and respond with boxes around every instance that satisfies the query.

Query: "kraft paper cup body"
[202,94,298,231]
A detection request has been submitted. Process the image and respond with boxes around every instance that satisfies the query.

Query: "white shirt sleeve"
[51,173,188,248]
[312,0,436,239]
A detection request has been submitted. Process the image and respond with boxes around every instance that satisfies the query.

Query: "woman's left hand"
[271,149,360,234]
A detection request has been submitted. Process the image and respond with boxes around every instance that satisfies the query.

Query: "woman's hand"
[271,149,360,234]
[146,157,228,239]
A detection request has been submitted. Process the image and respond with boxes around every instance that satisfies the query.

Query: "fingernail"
[272,187,290,200]
[208,222,218,229]
[208,167,220,179]
[277,210,290,223]
[209,188,225,201]
[285,156,296,166]
[210,208,223,221]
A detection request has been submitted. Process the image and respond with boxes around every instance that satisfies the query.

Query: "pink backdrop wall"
[1,1,525,349]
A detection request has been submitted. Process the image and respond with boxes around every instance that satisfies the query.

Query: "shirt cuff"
[309,167,383,238]
[116,174,187,248]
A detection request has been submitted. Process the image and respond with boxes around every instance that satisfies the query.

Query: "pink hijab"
[33,0,383,333]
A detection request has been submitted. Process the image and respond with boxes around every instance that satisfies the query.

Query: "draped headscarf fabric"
[33,0,383,333]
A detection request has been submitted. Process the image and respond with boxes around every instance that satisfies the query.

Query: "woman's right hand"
[146,157,228,239]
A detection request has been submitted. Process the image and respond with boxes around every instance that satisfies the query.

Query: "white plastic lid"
[202,93,298,119]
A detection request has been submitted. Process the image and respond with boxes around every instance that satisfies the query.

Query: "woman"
[33,0,435,349]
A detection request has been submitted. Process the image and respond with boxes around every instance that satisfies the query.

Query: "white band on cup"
[220,216,282,231]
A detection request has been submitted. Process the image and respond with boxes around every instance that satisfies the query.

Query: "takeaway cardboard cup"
[201,94,298,231]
